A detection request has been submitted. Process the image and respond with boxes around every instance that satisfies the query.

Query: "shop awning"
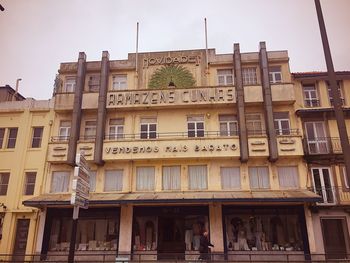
[23,190,321,208]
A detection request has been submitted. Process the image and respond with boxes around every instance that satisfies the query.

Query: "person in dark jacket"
[199,231,214,261]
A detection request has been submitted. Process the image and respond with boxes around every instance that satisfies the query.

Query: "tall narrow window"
[217,69,234,85]
[242,67,257,85]
[187,116,204,138]
[31,127,44,148]
[303,85,319,107]
[7,128,18,149]
[342,166,350,189]
[311,167,335,204]
[64,77,76,93]
[140,117,157,139]
[246,114,263,136]
[84,120,97,140]
[136,167,155,191]
[188,165,207,190]
[112,75,127,90]
[50,171,70,193]
[273,112,290,135]
[0,173,10,195]
[219,115,238,136]
[221,167,240,189]
[88,75,100,92]
[0,128,5,149]
[327,81,344,106]
[249,167,270,189]
[104,170,123,191]
[277,166,299,189]
[90,171,97,192]
[59,121,71,141]
[24,172,36,195]
[109,118,124,140]
[269,66,282,83]
[305,121,328,154]
[162,166,181,190]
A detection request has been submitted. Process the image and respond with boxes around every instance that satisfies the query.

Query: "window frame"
[136,166,155,191]
[187,116,205,138]
[84,120,97,140]
[242,67,258,85]
[59,120,71,141]
[220,167,241,190]
[327,81,345,106]
[108,118,124,140]
[0,128,5,149]
[104,169,123,192]
[140,117,157,139]
[277,166,299,189]
[112,74,128,90]
[6,128,18,149]
[273,112,291,135]
[248,166,270,189]
[50,171,70,193]
[269,66,282,84]
[188,165,208,190]
[63,76,76,93]
[162,166,181,190]
[31,127,44,148]
[303,84,319,107]
[0,173,10,196]
[219,115,238,136]
[23,172,36,195]
[217,69,234,86]
[88,75,100,92]
[246,113,263,136]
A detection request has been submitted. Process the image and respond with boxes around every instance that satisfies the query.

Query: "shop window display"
[224,208,303,252]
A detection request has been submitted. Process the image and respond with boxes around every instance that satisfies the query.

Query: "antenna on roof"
[135,22,139,89]
[204,18,209,85]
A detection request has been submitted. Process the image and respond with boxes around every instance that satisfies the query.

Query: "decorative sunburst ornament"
[148,65,196,89]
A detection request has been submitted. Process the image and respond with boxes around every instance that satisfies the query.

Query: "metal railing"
[51,136,70,143]
[1,252,350,262]
[303,137,345,155]
[304,99,320,107]
[308,186,337,205]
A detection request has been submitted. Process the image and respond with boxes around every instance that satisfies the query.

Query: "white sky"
[0,0,349,99]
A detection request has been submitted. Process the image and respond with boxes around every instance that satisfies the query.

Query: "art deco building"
[22,42,324,261]
[0,97,53,261]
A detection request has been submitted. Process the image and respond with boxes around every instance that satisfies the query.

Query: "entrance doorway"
[12,219,30,262]
[321,218,349,259]
[158,216,185,259]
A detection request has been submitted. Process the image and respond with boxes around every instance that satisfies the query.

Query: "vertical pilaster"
[67,52,86,165]
[35,210,46,253]
[118,204,133,258]
[94,51,109,165]
[234,43,249,162]
[209,203,224,253]
[259,42,278,162]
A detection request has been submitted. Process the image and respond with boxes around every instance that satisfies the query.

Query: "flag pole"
[135,22,139,89]
[205,18,209,85]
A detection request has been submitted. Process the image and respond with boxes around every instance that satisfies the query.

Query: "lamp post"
[314,0,350,182]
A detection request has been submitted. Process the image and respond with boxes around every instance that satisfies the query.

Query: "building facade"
[0,98,53,261]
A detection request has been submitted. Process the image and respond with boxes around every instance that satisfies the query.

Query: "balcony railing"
[50,136,70,143]
[303,137,345,155]
[104,131,238,141]
[304,99,320,107]
[276,128,300,136]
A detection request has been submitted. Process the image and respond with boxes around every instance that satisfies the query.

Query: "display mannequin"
[237,222,250,250]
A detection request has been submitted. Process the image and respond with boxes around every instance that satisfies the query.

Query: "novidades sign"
[107,87,234,108]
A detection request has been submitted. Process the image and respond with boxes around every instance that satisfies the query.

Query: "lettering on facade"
[107,87,234,107]
[105,144,237,155]
[143,55,200,67]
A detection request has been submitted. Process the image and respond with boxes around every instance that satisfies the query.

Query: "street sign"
[71,152,90,210]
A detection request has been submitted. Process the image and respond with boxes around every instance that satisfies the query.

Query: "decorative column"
[209,203,224,259]
[118,204,133,258]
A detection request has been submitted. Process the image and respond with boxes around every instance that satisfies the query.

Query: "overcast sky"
[0,0,349,100]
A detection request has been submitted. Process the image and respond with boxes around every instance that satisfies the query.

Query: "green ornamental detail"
[148,65,196,89]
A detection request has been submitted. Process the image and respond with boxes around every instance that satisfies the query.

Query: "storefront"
[132,205,209,260]
[222,205,310,260]
[41,207,120,255]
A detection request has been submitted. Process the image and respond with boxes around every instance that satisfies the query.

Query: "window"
[242,67,257,85]
[140,117,157,139]
[327,81,344,106]
[246,114,263,135]
[341,166,349,189]
[7,128,18,149]
[0,173,10,195]
[64,77,76,93]
[24,172,36,195]
[273,112,290,135]
[0,128,4,148]
[162,166,181,190]
[305,121,328,154]
[112,75,127,90]
[50,171,70,193]
[277,166,299,188]
[221,167,240,189]
[109,118,124,140]
[303,85,319,107]
[84,120,96,140]
[311,167,335,204]
[31,127,43,148]
[187,116,204,138]
[88,75,100,92]
[90,171,97,192]
[249,167,270,189]
[217,69,234,85]
[188,165,207,190]
[136,167,155,191]
[59,121,71,141]
[219,115,238,136]
[104,170,123,191]
[269,66,282,83]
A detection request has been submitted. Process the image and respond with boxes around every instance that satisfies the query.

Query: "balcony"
[103,131,240,160]
[277,129,303,156]
[77,137,95,161]
[244,85,263,104]
[54,93,75,110]
[303,137,343,155]
[271,83,295,104]
[247,130,269,157]
[47,136,69,163]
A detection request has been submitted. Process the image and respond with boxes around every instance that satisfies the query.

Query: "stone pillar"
[35,210,46,253]
[259,42,278,162]
[94,51,109,165]
[234,43,249,162]
[67,52,86,165]
[209,203,224,254]
[304,206,316,253]
[118,204,133,257]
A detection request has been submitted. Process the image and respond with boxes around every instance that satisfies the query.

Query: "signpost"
[68,152,90,263]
